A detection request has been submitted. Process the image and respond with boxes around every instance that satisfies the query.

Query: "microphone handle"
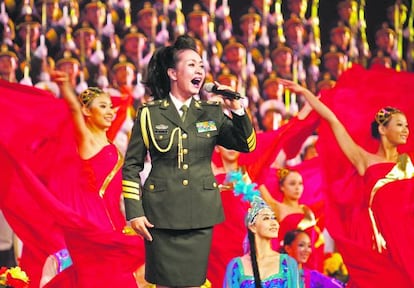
[214,88,242,100]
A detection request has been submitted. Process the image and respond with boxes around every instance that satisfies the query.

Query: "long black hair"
[248,229,262,288]
[143,35,198,100]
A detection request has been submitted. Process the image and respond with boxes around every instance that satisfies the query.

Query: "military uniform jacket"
[122,96,256,229]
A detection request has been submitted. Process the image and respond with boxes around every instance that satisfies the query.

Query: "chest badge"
[196,121,217,133]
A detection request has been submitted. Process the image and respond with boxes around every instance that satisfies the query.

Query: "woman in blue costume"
[223,196,299,288]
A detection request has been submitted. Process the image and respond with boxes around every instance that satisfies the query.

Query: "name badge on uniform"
[154,124,169,134]
[196,121,217,133]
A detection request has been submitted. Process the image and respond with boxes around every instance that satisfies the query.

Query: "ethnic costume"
[122,96,256,286]
[223,253,299,288]
[317,65,414,287]
[221,194,300,288]
[0,80,144,288]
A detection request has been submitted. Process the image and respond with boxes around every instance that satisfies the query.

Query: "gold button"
[182,133,188,139]
[182,180,188,186]
[206,133,210,137]
[213,182,217,188]
[183,164,188,170]
[159,135,163,140]
[183,148,188,154]
[149,184,155,190]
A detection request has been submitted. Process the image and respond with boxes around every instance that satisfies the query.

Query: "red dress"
[317,65,414,287]
[278,212,324,272]
[0,80,145,288]
[61,144,143,288]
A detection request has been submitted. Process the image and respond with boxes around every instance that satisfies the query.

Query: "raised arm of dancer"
[51,71,109,159]
[258,184,282,219]
[278,79,369,175]
[52,71,89,143]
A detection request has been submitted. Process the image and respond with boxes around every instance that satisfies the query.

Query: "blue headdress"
[225,170,270,226]
[245,195,272,226]
[225,170,275,254]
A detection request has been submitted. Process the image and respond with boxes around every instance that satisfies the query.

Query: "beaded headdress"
[78,87,106,106]
[224,170,270,226]
[245,196,272,226]
[375,106,402,125]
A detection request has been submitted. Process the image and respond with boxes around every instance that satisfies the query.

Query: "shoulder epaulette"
[140,99,163,109]
[201,100,221,106]
[142,99,163,107]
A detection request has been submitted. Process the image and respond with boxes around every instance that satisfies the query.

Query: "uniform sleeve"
[217,110,256,153]
[122,108,148,220]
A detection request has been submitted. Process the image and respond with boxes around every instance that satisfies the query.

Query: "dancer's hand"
[278,78,307,95]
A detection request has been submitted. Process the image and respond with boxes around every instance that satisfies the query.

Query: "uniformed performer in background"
[122,34,256,287]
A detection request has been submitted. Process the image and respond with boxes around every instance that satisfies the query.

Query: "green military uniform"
[123,96,256,227]
[122,96,256,285]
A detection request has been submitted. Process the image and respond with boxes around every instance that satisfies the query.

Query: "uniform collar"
[169,92,193,112]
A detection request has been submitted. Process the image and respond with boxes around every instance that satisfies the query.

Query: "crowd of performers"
[0,0,413,132]
[0,0,414,288]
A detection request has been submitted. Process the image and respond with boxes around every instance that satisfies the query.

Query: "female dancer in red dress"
[259,168,324,272]
[0,75,145,287]
[278,65,414,287]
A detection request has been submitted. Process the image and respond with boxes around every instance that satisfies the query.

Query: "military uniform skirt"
[145,227,213,286]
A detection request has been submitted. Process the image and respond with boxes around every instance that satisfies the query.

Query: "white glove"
[97,75,109,89]
[34,44,48,59]
[90,49,105,65]
[76,81,88,94]
[155,29,169,45]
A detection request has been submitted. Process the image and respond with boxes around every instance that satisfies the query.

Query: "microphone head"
[203,82,215,93]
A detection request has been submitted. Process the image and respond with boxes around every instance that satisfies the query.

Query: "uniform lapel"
[158,97,206,130]
[159,98,182,126]
[182,100,205,129]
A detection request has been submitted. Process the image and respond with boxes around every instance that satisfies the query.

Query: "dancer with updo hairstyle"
[279,77,414,287]
[259,168,324,272]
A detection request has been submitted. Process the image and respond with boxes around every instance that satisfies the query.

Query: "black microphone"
[203,83,243,100]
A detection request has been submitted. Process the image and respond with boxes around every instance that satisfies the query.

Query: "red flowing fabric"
[106,86,135,141]
[317,65,414,287]
[207,174,250,287]
[0,80,71,287]
[0,80,144,287]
